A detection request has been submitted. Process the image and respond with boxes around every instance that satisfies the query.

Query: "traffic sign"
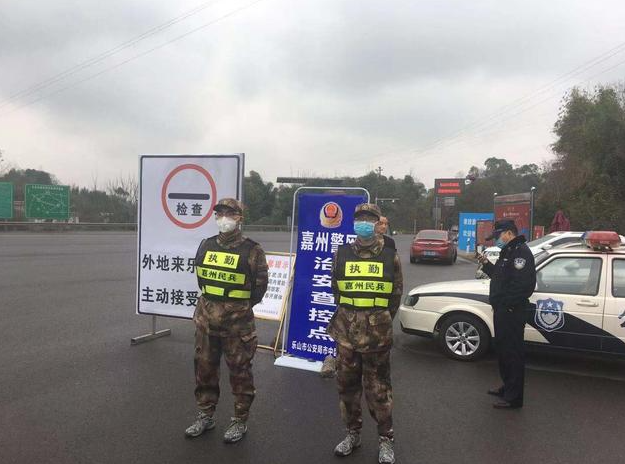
[137,154,244,319]
[25,184,70,220]
[0,182,13,219]
[161,164,217,229]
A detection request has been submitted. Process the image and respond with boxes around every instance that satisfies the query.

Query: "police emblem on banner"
[319,202,343,229]
[514,258,526,270]
[535,298,565,332]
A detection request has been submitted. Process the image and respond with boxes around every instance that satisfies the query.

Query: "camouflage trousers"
[194,329,258,421]
[336,344,393,438]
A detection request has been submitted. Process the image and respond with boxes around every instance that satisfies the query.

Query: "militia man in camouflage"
[328,203,403,464]
[184,198,268,443]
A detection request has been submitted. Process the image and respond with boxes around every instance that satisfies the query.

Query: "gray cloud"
[1,0,625,188]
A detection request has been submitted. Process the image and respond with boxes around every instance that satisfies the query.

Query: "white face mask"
[216,216,238,233]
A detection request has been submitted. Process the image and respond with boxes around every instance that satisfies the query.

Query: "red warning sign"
[161,164,217,229]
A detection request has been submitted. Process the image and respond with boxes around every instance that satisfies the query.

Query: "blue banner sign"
[286,193,365,361]
[458,212,494,252]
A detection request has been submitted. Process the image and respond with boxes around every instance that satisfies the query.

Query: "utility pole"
[375,166,383,204]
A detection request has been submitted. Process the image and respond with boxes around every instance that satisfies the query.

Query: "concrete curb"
[458,251,478,263]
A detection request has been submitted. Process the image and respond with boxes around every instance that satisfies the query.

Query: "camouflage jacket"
[328,235,403,352]
[193,229,268,337]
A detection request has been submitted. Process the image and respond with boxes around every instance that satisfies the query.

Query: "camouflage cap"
[214,198,244,215]
[354,203,382,220]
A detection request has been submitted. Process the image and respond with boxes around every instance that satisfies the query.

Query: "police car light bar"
[584,231,621,250]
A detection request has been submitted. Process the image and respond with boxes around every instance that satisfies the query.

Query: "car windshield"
[416,231,447,240]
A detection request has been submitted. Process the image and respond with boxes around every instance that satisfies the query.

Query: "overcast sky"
[1,0,625,188]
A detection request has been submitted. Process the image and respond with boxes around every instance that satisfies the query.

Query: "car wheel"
[453,251,457,263]
[410,256,416,264]
[438,314,489,361]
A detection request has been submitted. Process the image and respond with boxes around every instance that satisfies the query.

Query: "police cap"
[486,219,517,240]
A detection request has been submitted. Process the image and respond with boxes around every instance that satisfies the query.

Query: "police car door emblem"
[514,258,526,270]
[535,298,565,332]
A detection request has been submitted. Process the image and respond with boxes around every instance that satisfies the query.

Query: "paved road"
[1,232,625,464]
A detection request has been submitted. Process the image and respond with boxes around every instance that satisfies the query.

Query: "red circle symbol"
[161,164,217,229]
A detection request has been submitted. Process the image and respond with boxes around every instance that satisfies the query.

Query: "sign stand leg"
[258,268,292,357]
[131,316,172,345]
[257,314,285,357]
[272,311,286,356]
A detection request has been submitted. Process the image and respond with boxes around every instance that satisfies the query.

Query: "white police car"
[400,231,625,361]
[474,231,625,279]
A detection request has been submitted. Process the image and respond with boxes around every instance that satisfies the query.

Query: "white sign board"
[253,253,293,321]
[137,154,244,318]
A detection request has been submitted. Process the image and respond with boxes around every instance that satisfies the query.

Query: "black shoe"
[487,386,504,397]
[493,400,523,409]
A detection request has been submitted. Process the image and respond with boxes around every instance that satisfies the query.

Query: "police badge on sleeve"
[513,257,526,270]
[535,298,565,332]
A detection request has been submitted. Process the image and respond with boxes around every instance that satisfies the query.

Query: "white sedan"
[400,234,625,361]
[474,232,625,279]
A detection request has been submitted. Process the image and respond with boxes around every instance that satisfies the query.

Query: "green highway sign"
[0,182,13,219]
[25,184,70,220]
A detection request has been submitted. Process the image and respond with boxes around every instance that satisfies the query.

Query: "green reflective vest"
[335,243,395,309]
[194,236,255,301]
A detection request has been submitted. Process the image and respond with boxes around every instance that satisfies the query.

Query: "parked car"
[475,232,625,279]
[526,231,587,254]
[410,229,458,265]
[400,231,625,361]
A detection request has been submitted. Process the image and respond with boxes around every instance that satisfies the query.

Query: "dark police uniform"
[382,235,396,251]
[482,232,536,407]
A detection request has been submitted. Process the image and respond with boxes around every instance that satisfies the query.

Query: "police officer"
[185,198,268,442]
[328,203,403,464]
[478,219,536,409]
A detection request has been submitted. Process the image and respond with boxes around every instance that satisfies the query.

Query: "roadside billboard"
[533,225,545,239]
[494,192,532,239]
[0,182,13,219]
[434,178,464,196]
[458,212,494,252]
[476,220,494,250]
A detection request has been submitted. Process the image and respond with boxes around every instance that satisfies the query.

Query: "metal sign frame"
[131,153,245,345]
